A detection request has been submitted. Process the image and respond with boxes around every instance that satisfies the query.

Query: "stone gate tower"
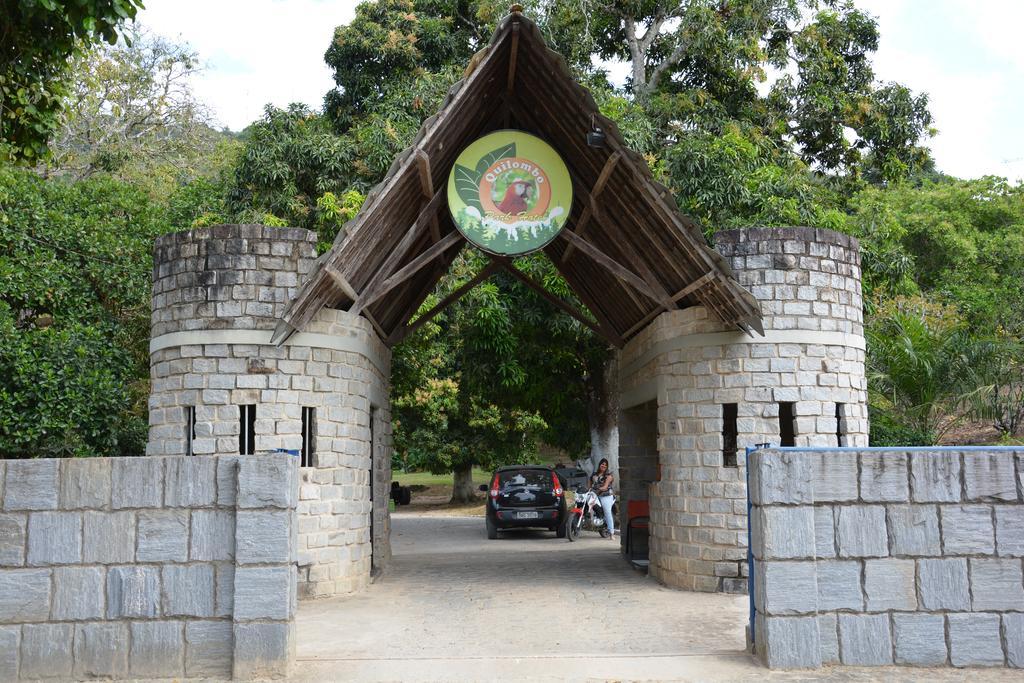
[618,227,868,592]
[148,225,392,598]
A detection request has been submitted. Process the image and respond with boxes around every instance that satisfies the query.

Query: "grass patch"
[391,468,491,487]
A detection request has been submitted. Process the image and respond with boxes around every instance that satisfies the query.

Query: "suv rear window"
[498,470,550,491]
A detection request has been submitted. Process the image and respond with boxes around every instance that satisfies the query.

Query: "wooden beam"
[507,22,520,94]
[415,151,442,242]
[323,263,358,300]
[621,272,717,339]
[559,229,670,309]
[348,186,445,304]
[351,230,464,315]
[562,151,620,262]
[491,257,622,347]
[322,263,387,338]
[669,272,715,304]
[388,262,501,345]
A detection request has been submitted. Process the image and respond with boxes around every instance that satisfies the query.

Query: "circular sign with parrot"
[447,130,573,256]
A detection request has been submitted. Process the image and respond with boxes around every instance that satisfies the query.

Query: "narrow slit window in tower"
[186,406,196,457]
[778,402,796,447]
[239,404,256,455]
[301,406,316,467]
[835,402,845,446]
[722,403,738,467]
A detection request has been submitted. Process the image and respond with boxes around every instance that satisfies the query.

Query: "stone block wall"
[149,226,392,599]
[749,447,1024,669]
[618,227,868,594]
[0,454,299,680]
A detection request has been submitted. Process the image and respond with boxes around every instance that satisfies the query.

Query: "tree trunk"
[450,462,476,504]
[583,355,620,477]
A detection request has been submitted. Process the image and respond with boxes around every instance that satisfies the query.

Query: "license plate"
[517,511,539,519]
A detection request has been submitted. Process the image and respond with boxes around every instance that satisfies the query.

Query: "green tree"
[0,163,171,456]
[848,176,1024,333]
[1,0,143,162]
[42,31,230,194]
[865,296,971,444]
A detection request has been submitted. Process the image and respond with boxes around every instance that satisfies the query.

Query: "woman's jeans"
[598,494,615,535]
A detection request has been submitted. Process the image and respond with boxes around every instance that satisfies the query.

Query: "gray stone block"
[130,621,184,677]
[236,510,292,564]
[0,625,19,680]
[996,506,1024,556]
[0,514,26,565]
[970,558,1024,611]
[810,451,858,502]
[887,505,940,556]
[73,622,129,678]
[816,560,862,611]
[26,511,81,565]
[164,455,216,506]
[755,613,820,669]
[0,568,50,621]
[754,560,817,616]
[191,509,235,561]
[817,613,839,664]
[186,621,233,678]
[137,509,189,562]
[59,457,111,508]
[949,613,1004,666]
[748,450,812,505]
[893,613,947,665]
[21,623,73,679]
[963,452,1017,501]
[941,505,994,554]
[237,454,297,508]
[163,563,215,616]
[3,460,58,510]
[864,558,916,611]
[107,565,160,618]
[813,507,835,558]
[919,558,970,610]
[217,455,239,506]
[216,563,235,617]
[112,456,163,508]
[82,511,135,563]
[838,613,892,665]
[234,566,294,620]
[859,453,909,502]
[911,452,961,502]
[837,505,888,557]
[53,566,105,620]
[1005,613,1024,668]
[233,622,295,679]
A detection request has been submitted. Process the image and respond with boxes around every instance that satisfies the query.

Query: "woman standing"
[591,458,616,539]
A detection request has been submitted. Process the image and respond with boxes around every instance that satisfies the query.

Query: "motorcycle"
[565,485,618,541]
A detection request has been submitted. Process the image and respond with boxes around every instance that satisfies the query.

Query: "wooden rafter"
[347,187,445,312]
[322,264,387,338]
[622,272,716,338]
[352,230,464,315]
[559,229,671,309]
[388,261,501,345]
[415,151,442,242]
[562,150,620,262]
[491,256,622,347]
[507,22,519,94]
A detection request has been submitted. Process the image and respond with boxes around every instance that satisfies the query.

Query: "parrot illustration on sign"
[447,130,573,256]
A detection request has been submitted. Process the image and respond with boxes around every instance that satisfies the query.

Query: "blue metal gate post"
[745,445,756,649]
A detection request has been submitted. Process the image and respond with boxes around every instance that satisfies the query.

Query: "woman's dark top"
[593,472,614,496]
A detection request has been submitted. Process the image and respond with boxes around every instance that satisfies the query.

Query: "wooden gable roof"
[273,10,763,348]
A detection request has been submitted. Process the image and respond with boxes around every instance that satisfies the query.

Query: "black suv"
[481,465,567,539]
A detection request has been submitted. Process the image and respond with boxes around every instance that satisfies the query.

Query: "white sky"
[141,0,1024,181]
